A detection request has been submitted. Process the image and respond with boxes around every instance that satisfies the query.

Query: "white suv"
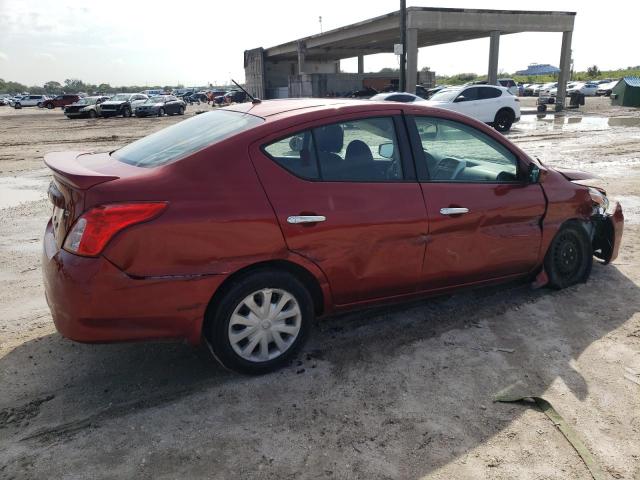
[419,85,520,132]
[14,95,48,108]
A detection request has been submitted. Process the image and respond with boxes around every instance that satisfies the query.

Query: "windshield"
[76,98,96,105]
[144,97,165,104]
[113,110,264,168]
[110,94,131,101]
[429,88,462,102]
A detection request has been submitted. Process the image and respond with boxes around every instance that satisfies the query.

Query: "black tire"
[494,109,514,132]
[537,104,547,113]
[122,106,131,118]
[46,103,54,109]
[37,102,43,108]
[206,270,313,374]
[158,108,165,117]
[88,110,97,119]
[178,106,185,115]
[14,103,21,109]
[544,223,592,289]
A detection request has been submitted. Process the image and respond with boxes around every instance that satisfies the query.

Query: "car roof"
[224,98,371,117]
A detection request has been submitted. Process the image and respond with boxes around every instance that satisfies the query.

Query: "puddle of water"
[0,177,48,209]
[514,115,640,132]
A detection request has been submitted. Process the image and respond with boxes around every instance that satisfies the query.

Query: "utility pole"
[399,0,406,92]
[319,16,323,34]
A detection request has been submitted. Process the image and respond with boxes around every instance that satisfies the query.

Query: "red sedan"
[42,99,624,374]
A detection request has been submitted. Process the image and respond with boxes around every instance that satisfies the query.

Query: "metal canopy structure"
[246,7,576,109]
[265,8,574,62]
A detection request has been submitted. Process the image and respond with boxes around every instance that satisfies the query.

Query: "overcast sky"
[0,0,638,87]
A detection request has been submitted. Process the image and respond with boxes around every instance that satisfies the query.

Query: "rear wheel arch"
[202,259,325,337]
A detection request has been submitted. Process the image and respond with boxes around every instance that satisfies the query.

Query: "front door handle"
[287,215,326,224]
[440,207,469,216]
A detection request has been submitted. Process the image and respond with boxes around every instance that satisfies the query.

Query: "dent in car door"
[250,113,429,305]
[409,115,546,290]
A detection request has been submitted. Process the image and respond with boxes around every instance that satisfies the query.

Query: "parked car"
[214,90,249,105]
[13,94,48,108]
[141,89,163,97]
[41,99,624,374]
[183,91,208,104]
[42,94,80,109]
[524,83,543,96]
[418,85,520,132]
[64,96,109,119]
[425,85,448,98]
[567,82,598,96]
[346,86,378,99]
[100,93,148,117]
[539,82,558,97]
[497,78,518,96]
[596,80,619,97]
[369,92,425,103]
[134,95,186,117]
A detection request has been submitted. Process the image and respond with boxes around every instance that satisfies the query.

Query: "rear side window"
[457,88,479,102]
[113,110,264,167]
[479,87,502,99]
[264,131,320,180]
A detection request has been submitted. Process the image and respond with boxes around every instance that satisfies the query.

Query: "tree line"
[0,78,186,95]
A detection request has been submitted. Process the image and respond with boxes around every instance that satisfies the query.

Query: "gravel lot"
[1,97,639,479]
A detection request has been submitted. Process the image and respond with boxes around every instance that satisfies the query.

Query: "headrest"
[345,140,373,163]
[315,124,343,153]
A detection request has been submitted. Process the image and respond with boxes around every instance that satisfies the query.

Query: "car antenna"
[231,79,261,104]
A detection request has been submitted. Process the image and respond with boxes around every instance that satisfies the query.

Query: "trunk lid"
[44,151,123,248]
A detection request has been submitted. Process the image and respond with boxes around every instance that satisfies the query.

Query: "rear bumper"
[42,221,225,345]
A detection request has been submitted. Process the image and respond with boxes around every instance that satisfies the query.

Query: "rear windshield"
[112,110,264,167]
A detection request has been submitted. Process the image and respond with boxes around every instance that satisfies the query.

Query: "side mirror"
[528,163,541,184]
[378,143,394,159]
[454,95,466,103]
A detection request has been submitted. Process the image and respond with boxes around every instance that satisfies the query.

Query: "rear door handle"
[440,207,469,216]
[287,215,326,224]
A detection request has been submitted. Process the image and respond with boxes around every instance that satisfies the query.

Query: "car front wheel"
[46,103,54,109]
[544,222,592,289]
[206,271,312,374]
[494,109,514,132]
[122,107,131,118]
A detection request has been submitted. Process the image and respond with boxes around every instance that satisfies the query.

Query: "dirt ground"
[0,97,639,479]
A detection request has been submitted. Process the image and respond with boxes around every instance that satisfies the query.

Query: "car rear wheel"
[37,102,43,108]
[46,103,54,109]
[206,270,312,374]
[88,110,97,119]
[494,109,514,132]
[158,108,165,117]
[544,223,592,289]
[14,103,21,109]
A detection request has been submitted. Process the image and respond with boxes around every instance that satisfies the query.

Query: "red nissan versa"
[42,99,624,374]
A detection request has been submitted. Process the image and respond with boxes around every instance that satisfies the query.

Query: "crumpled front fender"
[592,202,624,264]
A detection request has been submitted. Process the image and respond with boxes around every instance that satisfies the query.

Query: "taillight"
[63,202,167,257]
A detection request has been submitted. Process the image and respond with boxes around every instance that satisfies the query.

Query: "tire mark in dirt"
[0,395,54,429]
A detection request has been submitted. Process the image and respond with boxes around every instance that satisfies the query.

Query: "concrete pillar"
[487,31,500,85]
[357,55,364,74]
[296,41,306,74]
[555,30,573,112]
[405,28,418,93]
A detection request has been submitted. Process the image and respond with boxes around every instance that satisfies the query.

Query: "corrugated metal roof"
[623,76,640,87]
